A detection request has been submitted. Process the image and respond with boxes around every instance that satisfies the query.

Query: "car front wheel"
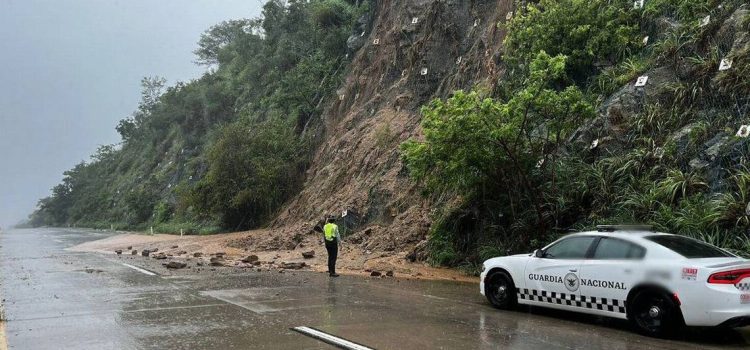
[485,271,517,310]
[629,289,683,337]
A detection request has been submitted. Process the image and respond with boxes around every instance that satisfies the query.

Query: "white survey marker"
[719,58,733,71]
[292,327,374,350]
[635,75,649,87]
[121,263,157,276]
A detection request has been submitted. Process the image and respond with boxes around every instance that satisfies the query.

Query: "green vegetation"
[29,0,364,233]
[503,0,641,83]
[28,0,750,270]
[403,0,750,267]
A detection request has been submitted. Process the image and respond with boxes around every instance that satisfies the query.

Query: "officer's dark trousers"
[325,240,338,275]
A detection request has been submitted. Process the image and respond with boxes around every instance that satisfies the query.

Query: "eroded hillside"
[30,0,750,270]
[274,0,515,256]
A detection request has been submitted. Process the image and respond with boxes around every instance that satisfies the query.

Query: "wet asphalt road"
[2,228,750,349]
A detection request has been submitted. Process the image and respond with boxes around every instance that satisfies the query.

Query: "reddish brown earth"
[74,1,520,281]
[270,0,515,259]
[70,231,477,283]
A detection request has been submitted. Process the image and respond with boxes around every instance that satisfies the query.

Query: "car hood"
[483,253,531,265]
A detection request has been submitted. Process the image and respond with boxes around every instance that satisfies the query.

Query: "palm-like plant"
[655,169,708,204]
[714,168,750,226]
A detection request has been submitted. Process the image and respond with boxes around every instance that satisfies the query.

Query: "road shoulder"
[70,231,478,283]
[0,302,7,350]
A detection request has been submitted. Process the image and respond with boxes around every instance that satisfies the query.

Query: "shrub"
[504,0,640,83]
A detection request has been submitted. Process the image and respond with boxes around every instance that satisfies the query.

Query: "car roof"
[570,230,670,239]
[553,230,675,252]
[553,230,707,259]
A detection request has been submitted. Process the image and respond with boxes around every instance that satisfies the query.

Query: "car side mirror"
[534,249,545,258]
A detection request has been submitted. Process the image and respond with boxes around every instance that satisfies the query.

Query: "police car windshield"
[645,235,733,258]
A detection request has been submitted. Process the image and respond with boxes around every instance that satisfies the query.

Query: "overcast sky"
[0,0,263,227]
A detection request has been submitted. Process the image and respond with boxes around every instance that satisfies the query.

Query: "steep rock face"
[273,0,514,251]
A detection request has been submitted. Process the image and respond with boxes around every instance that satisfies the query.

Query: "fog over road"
[1,228,749,349]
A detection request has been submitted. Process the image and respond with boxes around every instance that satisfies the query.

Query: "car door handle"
[569,269,577,272]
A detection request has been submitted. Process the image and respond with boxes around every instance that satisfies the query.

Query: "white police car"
[480,225,750,336]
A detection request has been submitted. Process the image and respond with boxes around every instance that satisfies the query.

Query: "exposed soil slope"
[272,0,514,255]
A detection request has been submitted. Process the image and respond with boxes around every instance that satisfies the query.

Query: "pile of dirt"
[70,232,476,282]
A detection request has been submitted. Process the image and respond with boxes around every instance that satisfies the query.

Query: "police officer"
[323,217,341,277]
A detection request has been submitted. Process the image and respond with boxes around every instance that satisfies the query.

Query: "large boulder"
[690,132,750,191]
[570,66,679,154]
[346,12,374,53]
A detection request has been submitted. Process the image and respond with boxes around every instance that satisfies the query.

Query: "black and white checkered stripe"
[517,288,626,314]
[737,282,750,291]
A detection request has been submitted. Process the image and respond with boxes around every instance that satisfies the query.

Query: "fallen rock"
[214,252,226,257]
[151,248,159,253]
[166,261,187,269]
[281,262,306,270]
[385,271,394,277]
[171,245,179,249]
[197,262,204,266]
[131,250,138,255]
[301,250,315,259]
[176,251,187,255]
[210,256,225,267]
[154,253,168,260]
[115,250,122,255]
[141,249,151,257]
[370,271,382,277]
[241,255,259,264]
[126,246,132,250]
[193,252,203,257]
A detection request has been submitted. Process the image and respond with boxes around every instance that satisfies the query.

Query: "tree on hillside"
[402,53,595,260]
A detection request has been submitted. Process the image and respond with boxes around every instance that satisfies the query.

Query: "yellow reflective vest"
[324,223,339,242]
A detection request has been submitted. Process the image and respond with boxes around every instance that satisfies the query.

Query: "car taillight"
[708,268,750,284]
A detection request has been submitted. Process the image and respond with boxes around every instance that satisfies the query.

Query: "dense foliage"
[403,0,750,268]
[29,0,364,233]
[402,53,595,260]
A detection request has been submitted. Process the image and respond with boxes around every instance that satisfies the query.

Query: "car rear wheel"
[629,290,683,337]
[485,271,517,310]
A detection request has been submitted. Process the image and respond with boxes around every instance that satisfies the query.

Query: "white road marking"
[201,290,329,314]
[121,263,156,276]
[292,326,374,350]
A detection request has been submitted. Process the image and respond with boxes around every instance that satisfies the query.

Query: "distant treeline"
[29,0,366,233]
